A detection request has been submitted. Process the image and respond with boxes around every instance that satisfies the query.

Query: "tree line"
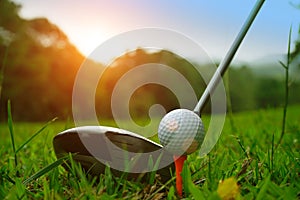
[0,0,299,121]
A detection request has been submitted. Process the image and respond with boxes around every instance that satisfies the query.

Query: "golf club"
[157,0,265,196]
[53,126,175,182]
[53,0,265,196]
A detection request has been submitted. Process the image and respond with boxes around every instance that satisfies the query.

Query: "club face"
[53,126,175,182]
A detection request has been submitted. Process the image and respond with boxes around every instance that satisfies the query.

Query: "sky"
[13,0,300,64]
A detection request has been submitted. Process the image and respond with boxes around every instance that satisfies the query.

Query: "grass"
[0,105,299,199]
[278,26,292,147]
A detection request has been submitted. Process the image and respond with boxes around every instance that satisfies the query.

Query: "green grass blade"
[3,173,15,184]
[15,117,57,154]
[104,164,114,195]
[277,25,292,147]
[271,132,275,175]
[147,155,154,184]
[7,100,17,167]
[233,135,249,158]
[287,25,292,64]
[22,155,69,185]
[167,186,175,200]
[181,161,205,199]
[182,161,191,196]
[148,153,163,184]
[189,184,206,200]
[256,175,271,200]
[279,60,287,69]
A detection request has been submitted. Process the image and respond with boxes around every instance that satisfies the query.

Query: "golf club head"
[53,126,175,182]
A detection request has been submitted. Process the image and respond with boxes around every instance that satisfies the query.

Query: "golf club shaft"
[194,0,265,114]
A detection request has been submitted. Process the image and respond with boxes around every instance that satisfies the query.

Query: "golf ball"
[158,109,205,155]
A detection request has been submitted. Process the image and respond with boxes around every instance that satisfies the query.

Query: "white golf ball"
[158,109,205,155]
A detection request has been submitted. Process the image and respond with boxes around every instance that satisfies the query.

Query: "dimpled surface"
[158,109,205,155]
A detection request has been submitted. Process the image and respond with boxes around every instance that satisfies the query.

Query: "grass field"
[0,105,299,199]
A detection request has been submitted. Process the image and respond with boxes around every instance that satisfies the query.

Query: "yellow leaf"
[217,177,240,200]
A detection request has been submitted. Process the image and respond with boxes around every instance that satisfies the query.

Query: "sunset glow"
[14,0,300,63]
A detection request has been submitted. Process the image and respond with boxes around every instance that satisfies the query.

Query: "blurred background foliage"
[0,0,299,122]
